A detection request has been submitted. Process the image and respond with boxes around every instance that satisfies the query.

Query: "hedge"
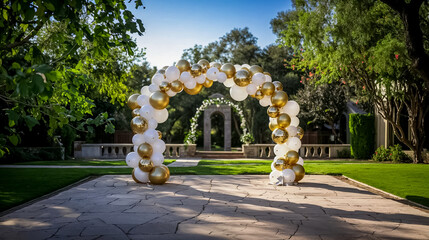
[349,113,375,159]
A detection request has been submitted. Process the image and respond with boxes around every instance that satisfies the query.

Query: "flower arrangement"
[240,133,254,144]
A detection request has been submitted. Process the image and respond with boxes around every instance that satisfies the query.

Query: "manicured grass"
[9,159,175,166]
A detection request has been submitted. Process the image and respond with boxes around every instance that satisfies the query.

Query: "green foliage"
[337,149,351,158]
[240,133,254,144]
[349,113,375,159]
[373,144,412,163]
[8,147,64,162]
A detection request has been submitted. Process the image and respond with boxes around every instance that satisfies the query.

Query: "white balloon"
[269,170,283,185]
[143,129,158,144]
[234,64,242,70]
[148,118,158,129]
[151,73,165,85]
[265,75,272,82]
[286,126,298,137]
[290,116,300,127]
[216,72,227,83]
[282,100,300,116]
[259,95,271,107]
[133,145,138,153]
[223,78,235,87]
[151,152,164,166]
[137,95,149,107]
[139,104,154,120]
[297,157,304,166]
[270,161,277,171]
[274,144,289,156]
[166,89,177,97]
[287,137,302,152]
[153,108,168,123]
[196,74,206,84]
[184,78,197,89]
[206,67,219,80]
[132,134,145,146]
[126,152,141,168]
[152,139,166,153]
[149,83,160,93]
[252,73,265,86]
[269,117,278,124]
[246,83,257,95]
[282,169,296,184]
[133,167,149,183]
[165,66,180,82]
[140,86,151,96]
[179,71,191,83]
[242,64,251,69]
[230,85,248,101]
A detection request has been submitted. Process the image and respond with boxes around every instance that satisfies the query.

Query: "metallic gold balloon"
[220,63,236,78]
[274,158,286,171]
[271,90,288,108]
[197,59,210,73]
[297,127,304,139]
[190,64,202,77]
[137,143,153,159]
[249,65,263,76]
[132,108,140,117]
[203,79,214,88]
[267,106,280,118]
[233,69,251,87]
[139,159,154,172]
[286,150,299,165]
[263,72,271,76]
[273,81,283,91]
[159,81,171,92]
[170,80,184,92]
[210,62,221,70]
[261,82,275,96]
[157,130,162,139]
[149,166,169,185]
[149,91,169,110]
[157,69,166,76]
[176,59,191,72]
[184,83,203,95]
[161,164,170,181]
[271,128,289,144]
[292,164,305,182]
[127,94,140,110]
[132,169,142,183]
[269,121,279,131]
[241,67,249,71]
[254,89,264,100]
[130,116,148,134]
[277,113,291,128]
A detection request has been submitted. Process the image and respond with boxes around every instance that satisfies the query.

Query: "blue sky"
[128,0,293,68]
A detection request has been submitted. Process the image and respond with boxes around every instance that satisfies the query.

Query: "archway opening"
[210,112,224,151]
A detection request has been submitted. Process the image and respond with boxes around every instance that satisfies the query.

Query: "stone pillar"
[204,109,212,151]
[223,106,231,151]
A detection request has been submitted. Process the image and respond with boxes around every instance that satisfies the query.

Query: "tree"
[274,0,428,163]
[0,0,145,157]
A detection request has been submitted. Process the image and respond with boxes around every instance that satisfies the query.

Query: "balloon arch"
[126,59,305,186]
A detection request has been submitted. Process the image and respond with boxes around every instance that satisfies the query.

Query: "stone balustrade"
[243,144,351,159]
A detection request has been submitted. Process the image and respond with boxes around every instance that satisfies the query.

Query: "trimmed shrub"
[337,148,351,158]
[372,144,412,163]
[349,113,375,159]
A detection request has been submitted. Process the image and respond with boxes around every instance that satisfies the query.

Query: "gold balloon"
[203,79,214,88]
[210,62,221,70]
[161,164,170,181]
[132,169,142,183]
[157,130,162,139]
[176,59,191,72]
[241,67,249,71]
[274,158,286,171]
[263,72,271,76]
[271,128,289,144]
[277,113,291,128]
[190,63,202,77]
[261,82,275,96]
[137,143,153,159]
[149,91,169,110]
[267,106,280,118]
[297,127,304,139]
[149,166,169,185]
[130,116,148,134]
[249,65,263,76]
[184,83,203,95]
[254,89,264,100]
[273,81,283,91]
[286,150,299,165]
[132,108,140,117]
[139,159,154,172]
[170,80,184,92]
[220,63,236,78]
[197,59,210,73]
[127,94,140,110]
[271,90,288,108]
[269,121,279,131]
[157,69,166,76]
[292,164,305,182]
[233,69,251,87]
[159,81,171,92]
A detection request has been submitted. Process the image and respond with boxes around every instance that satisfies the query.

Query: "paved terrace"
[0,175,428,239]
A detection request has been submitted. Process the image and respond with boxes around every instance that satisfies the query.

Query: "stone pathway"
[167,158,201,167]
[1,175,428,239]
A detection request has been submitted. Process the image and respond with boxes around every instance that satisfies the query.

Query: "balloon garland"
[126,59,306,185]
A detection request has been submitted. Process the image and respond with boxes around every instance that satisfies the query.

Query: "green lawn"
[1,160,428,212]
[7,159,175,166]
